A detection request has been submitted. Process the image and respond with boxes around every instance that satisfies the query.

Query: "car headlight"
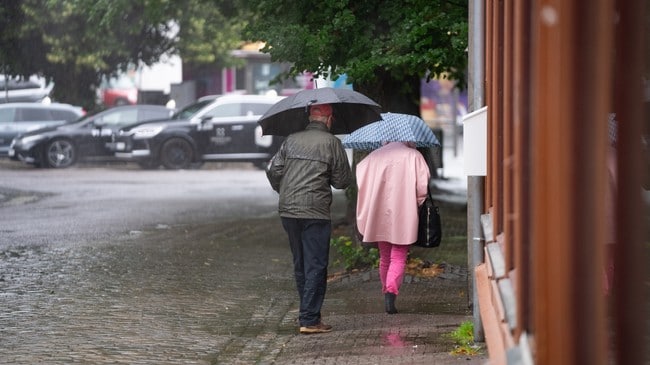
[255,125,273,147]
[16,135,46,148]
[131,125,164,139]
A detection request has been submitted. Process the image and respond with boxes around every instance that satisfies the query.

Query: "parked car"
[97,74,138,107]
[109,94,285,170]
[0,75,54,104]
[0,102,84,157]
[9,104,174,168]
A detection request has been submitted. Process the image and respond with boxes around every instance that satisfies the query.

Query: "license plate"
[115,142,125,150]
[8,148,14,157]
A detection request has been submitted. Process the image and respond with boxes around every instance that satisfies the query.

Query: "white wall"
[135,55,183,93]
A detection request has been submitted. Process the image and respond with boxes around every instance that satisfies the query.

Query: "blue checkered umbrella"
[342,113,440,150]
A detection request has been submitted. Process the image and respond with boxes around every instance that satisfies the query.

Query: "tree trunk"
[50,66,100,111]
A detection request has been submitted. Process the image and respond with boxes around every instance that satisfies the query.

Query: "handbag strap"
[425,183,439,207]
[426,183,434,201]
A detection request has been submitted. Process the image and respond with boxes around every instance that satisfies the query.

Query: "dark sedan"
[9,104,173,168]
[110,94,285,170]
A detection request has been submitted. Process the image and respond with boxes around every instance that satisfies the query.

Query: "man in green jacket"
[266,103,352,334]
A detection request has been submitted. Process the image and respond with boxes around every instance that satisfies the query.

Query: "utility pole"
[467,0,485,342]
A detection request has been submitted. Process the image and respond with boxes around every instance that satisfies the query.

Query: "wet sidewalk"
[285,263,487,364]
[0,193,487,365]
[296,184,489,364]
[0,142,491,364]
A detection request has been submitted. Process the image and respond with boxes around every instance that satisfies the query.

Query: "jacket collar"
[305,121,329,132]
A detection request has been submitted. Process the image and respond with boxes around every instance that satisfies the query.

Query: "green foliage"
[0,0,248,108]
[0,0,180,108]
[1,0,469,110]
[330,236,379,271]
[244,0,468,108]
[449,320,473,345]
[175,0,249,67]
[447,320,483,356]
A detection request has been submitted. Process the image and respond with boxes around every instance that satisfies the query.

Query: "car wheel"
[44,139,76,168]
[160,138,193,170]
[137,158,161,170]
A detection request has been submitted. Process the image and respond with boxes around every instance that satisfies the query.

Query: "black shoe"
[384,293,398,314]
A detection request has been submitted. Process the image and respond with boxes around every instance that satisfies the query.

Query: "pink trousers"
[378,242,410,295]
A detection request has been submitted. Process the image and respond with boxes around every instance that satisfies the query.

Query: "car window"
[141,109,170,121]
[204,103,240,118]
[101,75,136,90]
[0,107,16,122]
[51,109,80,122]
[0,80,42,91]
[16,108,53,121]
[171,100,213,120]
[97,109,139,126]
[242,103,273,116]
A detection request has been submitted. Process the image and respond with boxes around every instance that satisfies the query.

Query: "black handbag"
[414,188,442,248]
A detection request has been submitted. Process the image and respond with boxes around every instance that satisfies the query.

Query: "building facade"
[469,1,648,364]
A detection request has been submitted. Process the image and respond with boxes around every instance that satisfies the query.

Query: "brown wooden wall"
[475,0,648,364]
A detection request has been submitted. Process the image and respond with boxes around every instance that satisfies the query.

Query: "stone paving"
[0,213,487,364]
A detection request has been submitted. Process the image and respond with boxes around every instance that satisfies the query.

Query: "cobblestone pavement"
[0,157,486,364]
[0,212,487,364]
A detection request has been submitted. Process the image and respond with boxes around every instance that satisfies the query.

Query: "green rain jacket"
[266,121,352,220]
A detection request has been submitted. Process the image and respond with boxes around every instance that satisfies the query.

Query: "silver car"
[0,75,53,104]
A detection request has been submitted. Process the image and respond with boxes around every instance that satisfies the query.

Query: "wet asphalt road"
[0,161,482,364]
[0,162,296,364]
[0,162,280,247]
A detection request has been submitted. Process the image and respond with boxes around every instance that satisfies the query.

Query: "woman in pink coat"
[356,141,430,314]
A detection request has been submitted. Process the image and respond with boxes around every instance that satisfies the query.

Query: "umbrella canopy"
[258,87,382,136]
[342,113,440,150]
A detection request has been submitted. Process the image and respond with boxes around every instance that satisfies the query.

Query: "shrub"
[448,321,483,356]
[330,235,379,271]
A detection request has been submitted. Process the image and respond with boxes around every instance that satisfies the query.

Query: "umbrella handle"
[305,99,317,114]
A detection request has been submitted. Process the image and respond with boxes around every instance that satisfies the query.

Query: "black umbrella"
[258,87,382,136]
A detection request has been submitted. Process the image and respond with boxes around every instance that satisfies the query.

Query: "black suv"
[110,94,285,169]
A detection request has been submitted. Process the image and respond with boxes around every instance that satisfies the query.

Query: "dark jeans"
[281,217,331,327]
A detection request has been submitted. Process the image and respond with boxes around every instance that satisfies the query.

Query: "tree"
[0,0,180,109]
[244,0,468,113]
[0,0,247,110]
[176,0,250,67]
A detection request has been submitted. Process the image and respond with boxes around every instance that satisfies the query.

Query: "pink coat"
[356,142,431,245]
